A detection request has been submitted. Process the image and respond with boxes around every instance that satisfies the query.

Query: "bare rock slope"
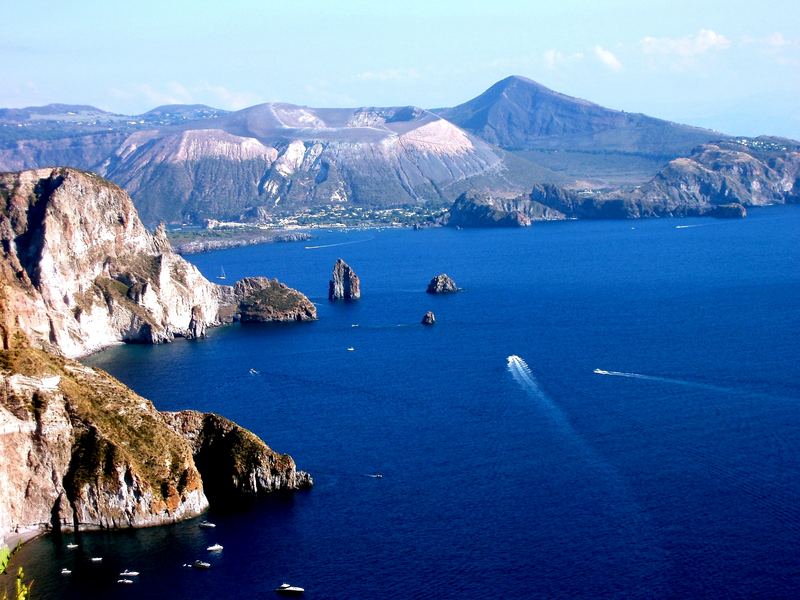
[0,167,315,358]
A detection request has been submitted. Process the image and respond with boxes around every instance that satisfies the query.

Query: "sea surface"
[17,208,800,599]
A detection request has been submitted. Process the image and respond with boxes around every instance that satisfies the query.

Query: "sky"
[2,0,799,138]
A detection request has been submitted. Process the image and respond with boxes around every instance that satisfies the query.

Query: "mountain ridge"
[1,76,792,224]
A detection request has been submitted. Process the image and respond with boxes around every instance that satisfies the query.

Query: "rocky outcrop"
[0,341,311,543]
[706,203,747,218]
[446,138,800,224]
[421,311,436,326]
[0,345,207,539]
[0,168,314,358]
[234,277,317,322]
[607,138,800,217]
[0,169,313,544]
[162,411,312,503]
[426,274,459,294]
[447,192,533,227]
[328,259,361,301]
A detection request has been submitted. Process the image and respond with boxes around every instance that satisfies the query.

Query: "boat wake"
[506,355,549,403]
[304,237,373,250]
[506,355,666,569]
[593,368,738,395]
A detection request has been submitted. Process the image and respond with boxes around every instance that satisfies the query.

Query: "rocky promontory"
[234,277,317,322]
[163,411,312,502]
[328,259,361,301]
[0,340,310,542]
[0,167,314,358]
[0,168,313,544]
[427,274,459,294]
[446,138,799,225]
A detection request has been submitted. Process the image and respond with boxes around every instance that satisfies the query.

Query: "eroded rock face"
[162,411,312,503]
[0,344,312,542]
[0,168,314,358]
[328,259,361,301]
[426,274,459,294]
[234,277,317,322]
[0,347,208,539]
[421,311,436,326]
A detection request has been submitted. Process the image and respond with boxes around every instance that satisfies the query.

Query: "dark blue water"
[18,209,800,599]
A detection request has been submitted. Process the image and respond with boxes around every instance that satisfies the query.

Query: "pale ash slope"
[0,168,315,359]
[102,104,523,224]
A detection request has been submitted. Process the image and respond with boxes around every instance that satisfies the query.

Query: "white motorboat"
[117,579,134,584]
[120,570,140,576]
[193,560,211,569]
[207,544,223,552]
[66,543,78,549]
[90,557,102,562]
[275,583,305,594]
[61,568,72,575]
[199,521,216,528]
[347,347,355,351]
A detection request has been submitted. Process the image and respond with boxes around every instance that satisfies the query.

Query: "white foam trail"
[507,355,573,432]
[505,355,667,571]
[675,224,704,229]
[593,368,735,395]
[304,237,373,250]
[507,355,548,402]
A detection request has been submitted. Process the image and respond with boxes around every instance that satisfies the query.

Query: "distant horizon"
[3,0,799,139]
[0,73,763,140]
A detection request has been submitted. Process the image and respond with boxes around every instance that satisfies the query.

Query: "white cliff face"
[0,168,235,358]
[0,359,209,543]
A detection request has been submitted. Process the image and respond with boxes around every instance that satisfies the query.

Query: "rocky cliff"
[0,168,314,543]
[328,259,360,301]
[0,342,311,543]
[447,138,800,224]
[163,411,312,503]
[0,168,315,358]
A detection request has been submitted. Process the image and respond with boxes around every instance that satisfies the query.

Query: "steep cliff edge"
[0,167,315,358]
[446,138,800,225]
[0,343,311,542]
[0,168,313,544]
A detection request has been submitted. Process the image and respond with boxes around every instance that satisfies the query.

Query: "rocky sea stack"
[328,259,361,301]
[427,274,459,294]
[421,311,436,326]
[0,168,312,543]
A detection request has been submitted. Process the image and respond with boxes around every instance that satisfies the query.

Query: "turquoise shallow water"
[17,207,800,598]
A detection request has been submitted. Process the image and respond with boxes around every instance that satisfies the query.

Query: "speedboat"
[275,583,305,594]
[61,568,72,575]
[249,368,260,375]
[120,570,140,576]
[117,579,134,584]
[66,543,78,549]
[199,521,216,528]
[193,560,211,570]
[90,557,102,562]
[347,347,355,351]
[207,544,223,552]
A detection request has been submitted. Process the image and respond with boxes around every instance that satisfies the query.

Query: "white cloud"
[354,68,420,82]
[641,29,731,58]
[594,46,622,71]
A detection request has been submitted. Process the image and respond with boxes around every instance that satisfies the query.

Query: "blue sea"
[17,208,800,599]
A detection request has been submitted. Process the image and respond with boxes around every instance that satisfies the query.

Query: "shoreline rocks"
[421,311,436,326]
[329,259,361,301]
[234,277,317,322]
[426,274,459,294]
